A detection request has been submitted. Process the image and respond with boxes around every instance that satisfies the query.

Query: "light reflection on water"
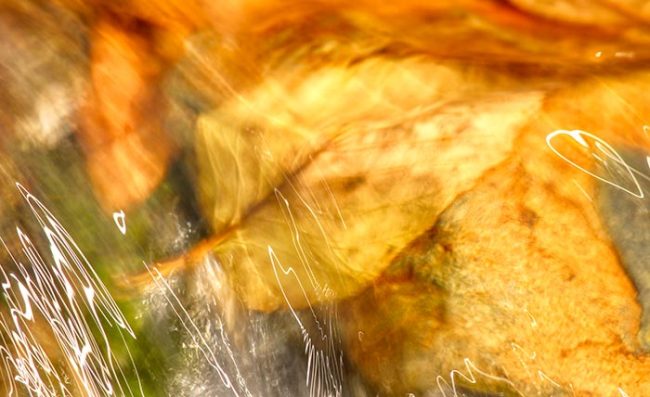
[2,1,650,396]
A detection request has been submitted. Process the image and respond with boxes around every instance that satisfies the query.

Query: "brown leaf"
[193,57,542,311]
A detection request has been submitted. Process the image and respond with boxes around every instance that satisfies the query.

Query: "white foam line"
[0,183,142,396]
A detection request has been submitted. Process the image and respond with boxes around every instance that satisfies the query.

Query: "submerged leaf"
[195,56,543,310]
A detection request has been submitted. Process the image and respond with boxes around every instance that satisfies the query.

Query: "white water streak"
[0,183,142,396]
[546,129,650,198]
[269,187,345,397]
[112,211,126,235]
[142,259,252,397]
[435,358,523,397]
[269,247,344,397]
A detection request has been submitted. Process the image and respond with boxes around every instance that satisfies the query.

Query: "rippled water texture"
[2,1,650,396]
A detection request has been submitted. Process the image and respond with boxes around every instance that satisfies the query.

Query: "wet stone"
[596,146,650,349]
